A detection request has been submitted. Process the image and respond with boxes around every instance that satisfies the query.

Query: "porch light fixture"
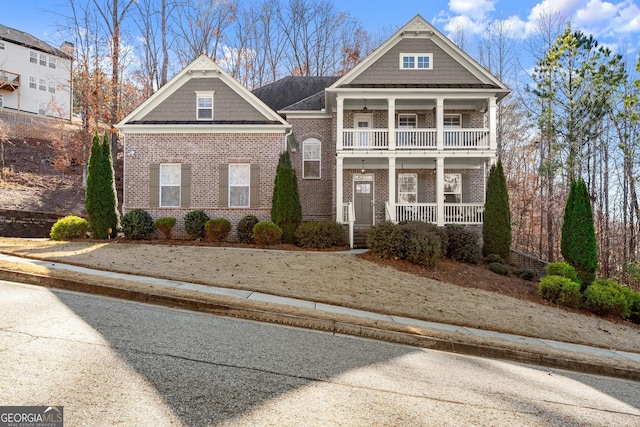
[361,160,365,173]
[362,99,368,112]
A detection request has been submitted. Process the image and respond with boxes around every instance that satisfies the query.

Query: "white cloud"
[443,14,487,36]
[449,0,496,20]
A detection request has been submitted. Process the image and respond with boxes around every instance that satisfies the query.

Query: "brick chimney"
[60,41,74,58]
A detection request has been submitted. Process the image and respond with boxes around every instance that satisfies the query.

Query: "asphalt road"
[1,279,639,426]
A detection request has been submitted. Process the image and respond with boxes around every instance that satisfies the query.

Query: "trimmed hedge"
[488,262,508,276]
[295,220,346,248]
[253,221,282,245]
[155,217,176,240]
[583,280,630,318]
[367,221,443,267]
[445,225,481,264]
[184,210,210,240]
[121,209,155,240]
[237,214,260,244]
[50,216,88,240]
[538,275,581,308]
[545,262,579,283]
[205,218,231,243]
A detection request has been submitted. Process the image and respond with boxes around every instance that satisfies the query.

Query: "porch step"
[353,227,370,249]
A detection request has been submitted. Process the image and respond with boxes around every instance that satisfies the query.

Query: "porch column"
[436,157,445,226]
[388,97,396,150]
[388,156,396,222]
[337,96,344,150]
[488,96,497,151]
[436,97,444,150]
[336,156,344,223]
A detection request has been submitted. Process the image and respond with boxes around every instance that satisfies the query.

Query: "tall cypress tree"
[561,178,597,288]
[483,160,511,260]
[100,130,120,237]
[84,131,102,236]
[271,151,302,243]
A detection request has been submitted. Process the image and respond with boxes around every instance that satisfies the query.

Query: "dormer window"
[195,91,214,120]
[400,53,433,70]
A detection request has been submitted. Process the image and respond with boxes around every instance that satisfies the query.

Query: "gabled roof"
[252,76,339,111]
[0,23,72,59]
[118,54,289,130]
[330,14,509,96]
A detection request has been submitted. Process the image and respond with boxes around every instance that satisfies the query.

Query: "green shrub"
[626,290,640,324]
[253,221,282,245]
[514,268,535,281]
[446,225,481,264]
[485,253,505,264]
[404,232,442,267]
[184,210,210,240]
[50,215,88,240]
[583,280,630,318]
[367,221,405,259]
[488,262,508,276]
[538,275,577,304]
[155,217,176,240]
[483,160,511,260]
[399,222,448,256]
[205,218,231,243]
[237,214,260,243]
[545,262,579,283]
[295,221,346,248]
[271,151,302,244]
[121,209,155,240]
[556,280,581,309]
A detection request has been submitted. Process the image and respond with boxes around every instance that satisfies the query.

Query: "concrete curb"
[1,267,639,381]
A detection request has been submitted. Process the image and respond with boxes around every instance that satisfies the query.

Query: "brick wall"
[0,209,71,238]
[510,249,548,277]
[0,110,59,140]
[123,132,283,238]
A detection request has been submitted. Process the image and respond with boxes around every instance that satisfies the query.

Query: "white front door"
[354,114,372,148]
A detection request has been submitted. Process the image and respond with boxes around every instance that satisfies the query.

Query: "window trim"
[302,138,321,179]
[195,91,214,121]
[39,53,47,66]
[444,114,462,128]
[444,173,462,203]
[397,113,417,128]
[48,81,55,94]
[398,173,418,204]
[399,53,433,70]
[159,163,182,208]
[38,79,46,91]
[228,163,251,208]
[29,76,36,89]
[49,57,57,69]
[30,51,37,64]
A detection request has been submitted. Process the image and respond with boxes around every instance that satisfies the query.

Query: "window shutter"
[219,164,228,207]
[418,173,426,203]
[181,164,191,208]
[149,164,159,207]
[462,173,471,203]
[462,114,471,128]
[250,164,260,208]
[418,114,426,128]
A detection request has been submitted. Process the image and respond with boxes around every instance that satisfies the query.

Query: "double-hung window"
[29,77,36,89]
[39,53,47,66]
[400,53,433,70]
[444,114,461,146]
[397,114,417,147]
[444,173,462,203]
[303,139,321,179]
[196,91,214,120]
[30,51,37,64]
[159,163,181,207]
[49,57,57,69]
[398,173,418,204]
[39,79,46,91]
[48,81,55,93]
[229,164,250,207]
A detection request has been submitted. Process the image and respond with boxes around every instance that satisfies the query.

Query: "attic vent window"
[400,53,433,70]
[195,91,214,120]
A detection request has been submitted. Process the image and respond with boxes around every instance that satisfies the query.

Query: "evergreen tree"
[561,178,597,288]
[84,131,119,239]
[483,160,511,260]
[271,151,302,243]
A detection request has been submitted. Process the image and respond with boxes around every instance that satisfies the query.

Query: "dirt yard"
[0,237,638,355]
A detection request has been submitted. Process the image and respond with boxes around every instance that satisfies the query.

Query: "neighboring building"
[117,15,510,241]
[0,24,73,120]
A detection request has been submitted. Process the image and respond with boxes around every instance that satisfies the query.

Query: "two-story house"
[0,24,73,120]
[117,15,509,243]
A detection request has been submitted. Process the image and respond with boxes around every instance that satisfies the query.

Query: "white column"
[388,156,396,222]
[336,156,344,223]
[388,97,396,151]
[336,96,344,150]
[488,96,497,151]
[436,97,444,151]
[436,157,445,226]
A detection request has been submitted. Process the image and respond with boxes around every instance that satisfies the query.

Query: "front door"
[354,178,373,225]
[354,114,372,148]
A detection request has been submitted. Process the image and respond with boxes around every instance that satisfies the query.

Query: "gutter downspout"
[283,127,293,152]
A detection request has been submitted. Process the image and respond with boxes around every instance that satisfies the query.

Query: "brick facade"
[123,132,283,238]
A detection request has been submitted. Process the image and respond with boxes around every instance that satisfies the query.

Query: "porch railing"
[391,203,484,225]
[342,129,389,150]
[342,202,355,248]
[443,129,489,149]
[395,130,437,149]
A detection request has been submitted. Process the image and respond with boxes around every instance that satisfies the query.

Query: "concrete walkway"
[0,251,639,380]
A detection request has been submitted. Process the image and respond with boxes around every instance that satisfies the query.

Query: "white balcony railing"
[396,130,437,149]
[341,128,490,150]
[443,129,489,149]
[392,203,484,225]
[342,129,389,150]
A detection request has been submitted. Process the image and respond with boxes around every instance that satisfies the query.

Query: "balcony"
[0,70,20,92]
[340,128,490,151]
[390,203,485,225]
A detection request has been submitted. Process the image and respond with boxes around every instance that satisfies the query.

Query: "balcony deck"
[0,70,20,92]
[341,128,490,151]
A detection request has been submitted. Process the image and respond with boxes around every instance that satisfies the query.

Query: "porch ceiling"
[343,98,486,111]
[343,157,485,170]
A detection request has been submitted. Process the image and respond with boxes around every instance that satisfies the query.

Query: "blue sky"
[7,0,640,64]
